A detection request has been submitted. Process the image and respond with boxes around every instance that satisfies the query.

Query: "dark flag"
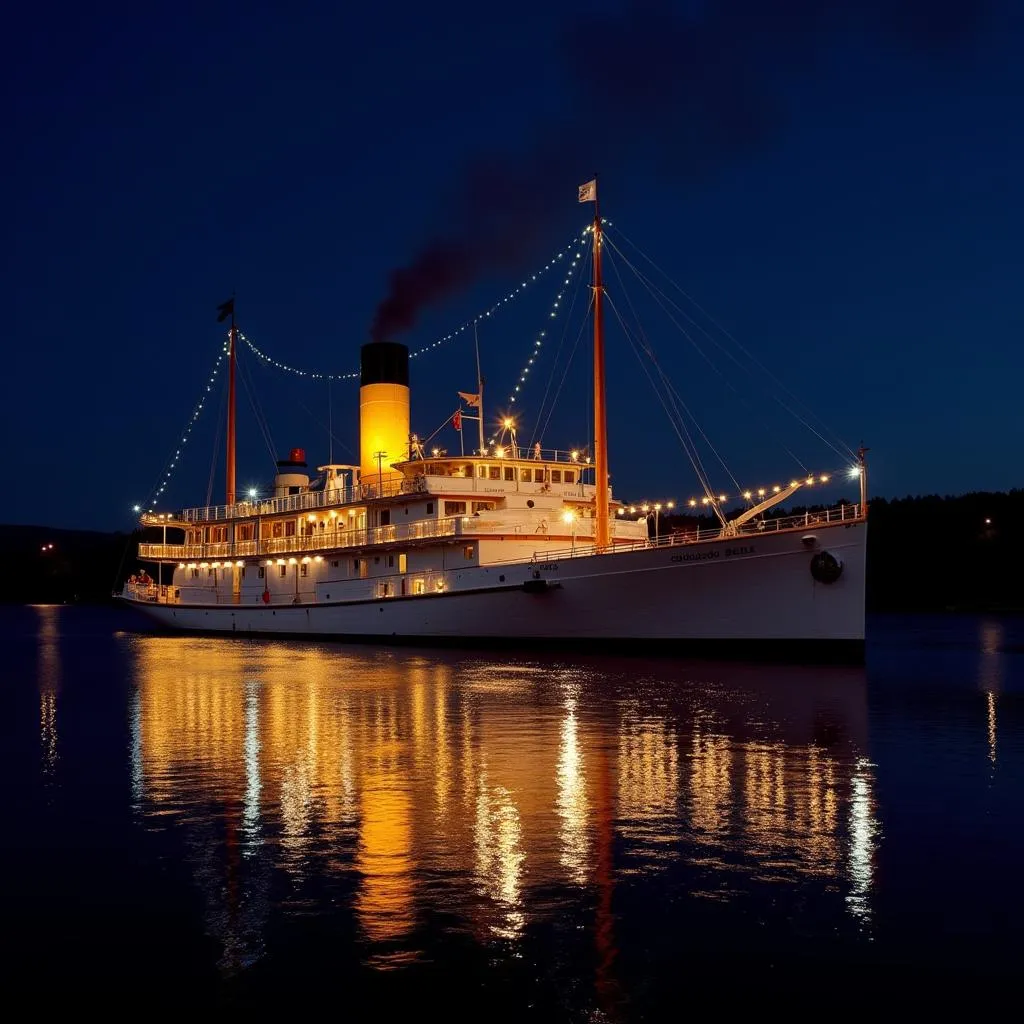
[216,298,235,323]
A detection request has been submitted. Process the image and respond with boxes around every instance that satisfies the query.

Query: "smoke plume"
[370,0,990,341]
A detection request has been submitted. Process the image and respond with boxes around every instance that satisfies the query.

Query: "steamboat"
[120,184,868,659]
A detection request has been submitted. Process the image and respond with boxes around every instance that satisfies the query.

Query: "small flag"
[452,410,462,431]
[578,179,597,203]
[458,391,481,408]
[216,297,235,323]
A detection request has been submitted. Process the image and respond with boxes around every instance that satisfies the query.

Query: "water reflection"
[125,638,878,977]
[978,620,1004,767]
[33,606,61,784]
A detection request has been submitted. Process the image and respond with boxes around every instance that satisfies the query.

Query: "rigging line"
[501,233,591,420]
[234,233,584,382]
[607,225,856,459]
[605,237,842,464]
[422,410,462,449]
[605,239,810,475]
[529,245,594,446]
[143,338,228,508]
[603,290,718,506]
[535,290,594,447]
[603,246,744,495]
[237,347,279,470]
[293,397,356,459]
[205,376,229,508]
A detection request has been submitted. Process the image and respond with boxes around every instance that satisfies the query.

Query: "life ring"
[810,550,843,584]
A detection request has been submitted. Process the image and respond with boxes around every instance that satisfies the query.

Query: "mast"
[474,320,485,455]
[226,304,237,506]
[592,194,610,548]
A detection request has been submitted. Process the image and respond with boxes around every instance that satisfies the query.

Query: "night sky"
[5,1,1023,531]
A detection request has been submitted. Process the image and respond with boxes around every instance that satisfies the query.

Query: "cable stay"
[605,224,856,461]
[236,345,279,471]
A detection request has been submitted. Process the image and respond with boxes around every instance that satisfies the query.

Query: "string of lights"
[236,232,584,381]
[507,231,590,411]
[135,339,229,513]
[614,467,863,515]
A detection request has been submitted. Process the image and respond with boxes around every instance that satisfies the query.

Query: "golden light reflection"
[125,640,878,972]
[556,699,590,884]
[33,605,61,782]
[978,620,1003,768]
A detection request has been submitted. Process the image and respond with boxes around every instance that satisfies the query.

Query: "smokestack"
[359,341,410,493]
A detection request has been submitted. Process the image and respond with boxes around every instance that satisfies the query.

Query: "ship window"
[471,501,494,513]
[488,466,501,480]
[413,579,426,595]
[241,568,246,578]
[208,569,216,578]
[504,466,515,481]
[191,569,199,579]
[477,465,488,478]
[353,558,368,579]
[464,546,474,560]
[534,469,546,482]
[285,521,296,537]
[288,486,300,495]
[388,555,394,568]
[279,565,287,578]
[445,501,466,516]
[300,564,308,577]
[426,502,434,514]
[380,509,391,526]
[564,470,575,484]
[550,470,562,483]
[272,522,283,538]
[399,553,407,573]
[520,467,531,482]
[463,465,473,478]
[332,560,339,568]
[258,567,265,579]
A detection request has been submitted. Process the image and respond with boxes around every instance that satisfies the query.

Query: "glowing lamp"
[288,557,298,565]
[562,510,576,525]
[689,499,697,507]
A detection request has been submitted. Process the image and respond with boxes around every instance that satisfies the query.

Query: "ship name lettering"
[537,563,559,571]
[670,545,755,564]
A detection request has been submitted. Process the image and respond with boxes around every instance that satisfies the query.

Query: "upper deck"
[142,447,596,526]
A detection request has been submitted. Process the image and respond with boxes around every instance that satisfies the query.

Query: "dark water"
[2,606,1022,1013]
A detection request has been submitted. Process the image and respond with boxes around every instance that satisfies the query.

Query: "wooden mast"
[226,304,237,506]
[592,191,610,548]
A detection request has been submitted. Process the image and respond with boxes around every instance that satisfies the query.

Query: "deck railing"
[534,503,864,561]
[139,515,462,562]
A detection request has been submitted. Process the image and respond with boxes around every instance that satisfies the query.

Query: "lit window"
[413,579,426,595]
[279,565,287,578]
[399,553,407,573]
[550,470,562,483]
[489,466,501,480]
[464,546,474,560]
[504,466,515,481]
[300,564,308,577]
[445,501,467,516]
[258,567,265,579]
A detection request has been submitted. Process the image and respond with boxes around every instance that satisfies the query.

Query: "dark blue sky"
[4,1,1023,530]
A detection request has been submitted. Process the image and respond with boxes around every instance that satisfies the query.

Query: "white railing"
[534,504,864,561]
[139,516,462,562]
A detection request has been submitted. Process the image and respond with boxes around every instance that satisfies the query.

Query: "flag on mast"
[216,297,235,323]
[452,410,462,431]
[458,391,481,408]
[578,179,597,203]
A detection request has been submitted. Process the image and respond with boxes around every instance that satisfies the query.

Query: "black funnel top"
[360,341,409,388]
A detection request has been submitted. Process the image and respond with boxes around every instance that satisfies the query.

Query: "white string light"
[506,232,590,411]
[236,233,583,381]
[138,339,229,512]
[667,473,838,510]
[238,330,359,381]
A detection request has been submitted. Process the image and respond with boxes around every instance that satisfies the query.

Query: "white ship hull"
[123,518,866,660]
